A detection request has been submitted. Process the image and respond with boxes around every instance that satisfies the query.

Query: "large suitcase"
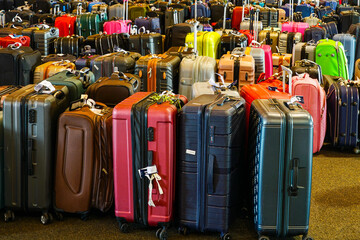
[128,4,150,21]
[3,83,69,224]
[34,61,76,84]
[134,54,181,93]
[108,3,125,19]
[327,82,360,152]
[54,15,76,37]
[190,2,211,18]
[258,29,280,53]
[232,6,250,30]
[103,19,131,35]
[113,92,186,236]
[259,7,278,28]
[292,42,316,64]
[83,33,130,55]
[54,35,84,58]
[86,71,140,107]
[295,3,314,17]
[185,31,221,59]
[320,22,338,38]
[249,98,313,240]
[54,99,113,217]
[332,33,356,80]
[129,32,163,55]
[0,46,41,86]
[278,32,302,54]
[135,17,161,33]
[177,94,245,239]
[303,26,326,42]
[76,13,104,38]
[22,27,59,56]
[165,8,185,30]
[164,23,196,50]
[220,33,248,56]
[339,10,360,33]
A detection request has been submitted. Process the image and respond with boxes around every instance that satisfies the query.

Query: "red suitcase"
[113,92,187,236]
[232,6,249,30]
[0,35,30,47]
[239,29,254,45]
[54,15,76,37]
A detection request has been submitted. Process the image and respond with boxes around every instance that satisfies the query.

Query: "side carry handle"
[289,158,299,196]
[207,154,215,194]
[281,65,292,95]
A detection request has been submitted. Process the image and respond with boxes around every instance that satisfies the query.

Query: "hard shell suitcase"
[88,1,107,12]
[3,83,69,223]
[249,98,313,240]
[220,33,248,56]
[34,61,76,84]
[295,3,314,17]
[129,32,163,55]
[177,94,245,238]
[55,100,114,216]
[42,54,77,63]
[86,71,139,107]
[245,44,273,80]
[327,82,360,152]
[303,26,326,42]
[22,27,59,56]
[54,15,76,37]
[113,92,187,235]
[92,51,141,80]
[272,53,292,73]
[75,54,101,71]
[258,28,280,53]
[135,17,161,33]
[135,54,181,93]
[281,22,310,40]
[83,33,130,55]
[76,13,103,38]
[165,8,185,30]
[355,59,360,80]
[278,32,302,54]
[165,46,195,59]
[332,33,356,80]
[128,4,150,21]
[322,75,345,93]
[292,59,322,82]
[232,6,250,30]
[108,3,125,19]
[259,7,278,28]
[303,13,320,26]
[347,23,360,64]
[292,42,316,64]
[185,31,221,59]
[291,73,327,153]
[0,35,30,48]
[218,52,255,88]
[103,19,132,35]
[0,46,41,86]
[178,55,217,100]
[54,36,85,58]
[190,2,211,18]
[191,81,240,98]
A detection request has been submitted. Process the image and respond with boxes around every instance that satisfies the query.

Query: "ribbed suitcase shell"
[108,3,124,19]
[129,33,163,55]
[258,29,280,53]
[185,31,221,59]
[177,94,245,235]
[33,61,76,84]
[3,84,69,218]
[333,33,356,80]
[278,32,302,54]
[54,35,84,58]
[220,33,248,56]
[249,98,313,239]
[292,42,316,64]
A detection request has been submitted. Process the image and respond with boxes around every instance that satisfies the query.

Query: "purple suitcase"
[134,17,161,33]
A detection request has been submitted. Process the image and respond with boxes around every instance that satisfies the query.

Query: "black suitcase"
[83,33,130,55]
[165,8,185,30]
[339,10,360,32]
[32,0,52,13]
[54,35,85,57]
[177,94,246,239]
[220,33,248,56]
[0,46,41,86]
[3,83,69,224]
[210,3,228,23]
[292,59,322,82]
[4,9,34,23]
[249,98,313,240]
[164,23,194,51]
[129,33,163,55]
[22,27,59,56]
[30,13,57,25]
[320,21,338,38]
[303,26,326,42]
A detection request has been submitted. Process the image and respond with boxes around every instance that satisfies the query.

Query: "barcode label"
[186,149,196,155]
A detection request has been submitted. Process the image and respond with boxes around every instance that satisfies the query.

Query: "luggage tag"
[138,165,163,207]
[34,80,56,94]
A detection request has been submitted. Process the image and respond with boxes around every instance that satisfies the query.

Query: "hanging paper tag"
[34,80,56,94]
[292,95,304,104]
[138,165,158,179]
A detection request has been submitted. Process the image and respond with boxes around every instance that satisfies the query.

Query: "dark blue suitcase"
[295,4,314,18]
[134,17,161,33]
[303,26,326,42]
[325,0,338,11]
[336,5,354,14]
[316,6,334,19]
[177,94,246,239]
[249,98,313,240]
[190,3,211,18]
[327,82,360,153]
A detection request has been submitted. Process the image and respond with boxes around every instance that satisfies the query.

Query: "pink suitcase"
[103,20,132,34]
[292,73,326,153]
[281,22,310,40]
[249,41,273,79]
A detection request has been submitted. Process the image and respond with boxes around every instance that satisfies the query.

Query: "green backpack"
[315,39,349,80]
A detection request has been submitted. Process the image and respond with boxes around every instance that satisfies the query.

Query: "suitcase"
[90,3,108,15]
[0,46,41,86]
[3,83,69,224]
[303,26,326,43]
[54,36,85,58]
[177,94,245,239]
[210,3,228,23]
[32,0,52,13]
[169,3,190,20]
[248,98,313,240]
[55,98,113,217]
[86,71,139,107]
[281,22,310,40]
[179,55,217,100]
[134,54,181,93]
[21,27,59,56]
[54,15,76,37]
[258,28,280,53]
[165,46,195,59]
[220,33,248,56]
[83,33,130,55]
[113,92,187,236]
[185,31,221,59]
[272,53,292,73]
[232,6,250,30]
[319,22,338,38]
[218,52,255,88]
[291,73,326,153]
[327,82,360,152]
[295,3,314,17]
[292,59,322,82]
[103,19,132,35]
[42,54,77,63]
[164,23,196,50]
[347,23,360,64]
[278,8,286,22]
[245,44,273,80]
[339,10,360,33]
[128,4,150,21]
[190,2,211,18]
[332,33,356,80]
[191,81,240,98]
[322,75,346,93]
[165,8,185,30]
[75,54,101,71]
[278,32,302,54]
[316,6,334,20]
[0,26,23,38]
[355,59,360,80]
[292,42,316,64]
[88,1,107,12]
[259,7,278,28]
[34,61,76,84]
[92,51,141,80]
[108,3,125,19]
[0,35,30,48]
[135,17,161,33]
[315,39,348,80]
[76,13,103,38]
[303,13,320,26]
[129,32,163,55]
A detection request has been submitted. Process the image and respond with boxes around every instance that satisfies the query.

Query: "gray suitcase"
[178,55,217,100]
[333,33,356,80]
[292,42,316,65]
[249,98,313,240]
[3,83,69,224]
[92,51,142,80]
[235,47,265,81]
[165,8,185,29]
[108,3,124,19]
[22,27,59,56]
[192,81,240,99]
[278,32,302,54]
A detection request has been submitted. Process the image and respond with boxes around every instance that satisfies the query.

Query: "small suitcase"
[177,94,245,239]
[3,83,69,224]
[249,98,313,240]
[332,33,356,80]
[135,54,181,93]
[55,99,114,218]
[303,26,326,42]
[34,61,76,84]
[54,35,85,58]
[327,82,360,152]
[54,15,76,37]
[278,32,302,54]
[292,42,316,64]
[113,92,187,237]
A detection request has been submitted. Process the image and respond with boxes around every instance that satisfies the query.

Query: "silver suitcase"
[192,81,240,99]
[109,3,124,19]
[292,42,316,65]
[278,32,302,54]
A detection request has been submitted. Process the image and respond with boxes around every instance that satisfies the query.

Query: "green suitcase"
[76,13,106,38]
[128,4,150,21]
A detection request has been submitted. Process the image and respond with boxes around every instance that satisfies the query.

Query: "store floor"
[0,145,359,240]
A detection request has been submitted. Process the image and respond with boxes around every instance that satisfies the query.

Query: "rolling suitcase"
[54,98,114,219]
[165,8,185,30]
[272,53,292,73]
[339,10,360,33]
[249,98,313,240]
[322,75,346,93]
[244,44,273,80]
[219,33,248,56]
[135,54,181,93]
[128,4,150,21]
[164,23,196,50]
[84,33,130,55]
[0,46,41,86]
[320,22,338,39]
[135,17,161,33]
[0,35,30,48]
[232,6,249,30]
[34,61,76,84]
[113,92,187,237]
[108,3,125,19]
[191,81,240,98]
[42,53,77,63]
[86,71,139,107]
[54,36,85,58]
[177,94,245,239]
[3,83,69,224]
[332,33,356,80]
[21,27,59,56]
[281,22,310,40]
[129,32,163,55]
[165,46,195,59]
[185,31,221,59]
[292,42,316,64]
[76,13,103,38]
[278,32,302,54]
[75,54,101,70]
[295,3,314,17]
[258,28,280,54]
[54,15,76,37]
[303,26,326,42]
[303,13,320,26]
[292,59,322,82]
[190,2,211,18]
[103,19,132,34]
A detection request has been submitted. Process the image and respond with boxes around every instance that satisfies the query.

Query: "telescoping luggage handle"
[257,65,293,95]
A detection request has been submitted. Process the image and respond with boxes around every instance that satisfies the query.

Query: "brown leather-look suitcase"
[86,71,140,107]
[54,100,113,219]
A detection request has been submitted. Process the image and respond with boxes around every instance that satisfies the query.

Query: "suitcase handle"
[207,154,215,194]
[289,158,299,196]
[28,139,35,176]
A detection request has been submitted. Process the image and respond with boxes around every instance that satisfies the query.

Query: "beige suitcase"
[272,53,292,73]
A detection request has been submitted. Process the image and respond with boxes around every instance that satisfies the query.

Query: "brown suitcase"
[54,100,113,216]
[33,61,76,83]
[258,29,280,53]
[85,71,140,107]
[277,9,286,22]
[355,58,360,80]
[218,52,255,89]
[272,53,292,73]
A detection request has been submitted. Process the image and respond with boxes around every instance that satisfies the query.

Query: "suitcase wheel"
[80,211,89,221]
[220,232,231,240]
[258,236,270,240]
[302,235,314,240]
[54,211,64,221]
[119,222,130,233]
[177,226,188,236]
[353,147,360,154]
[4,210,15,222]
[156,227,168,240]
[40,212,53,225]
